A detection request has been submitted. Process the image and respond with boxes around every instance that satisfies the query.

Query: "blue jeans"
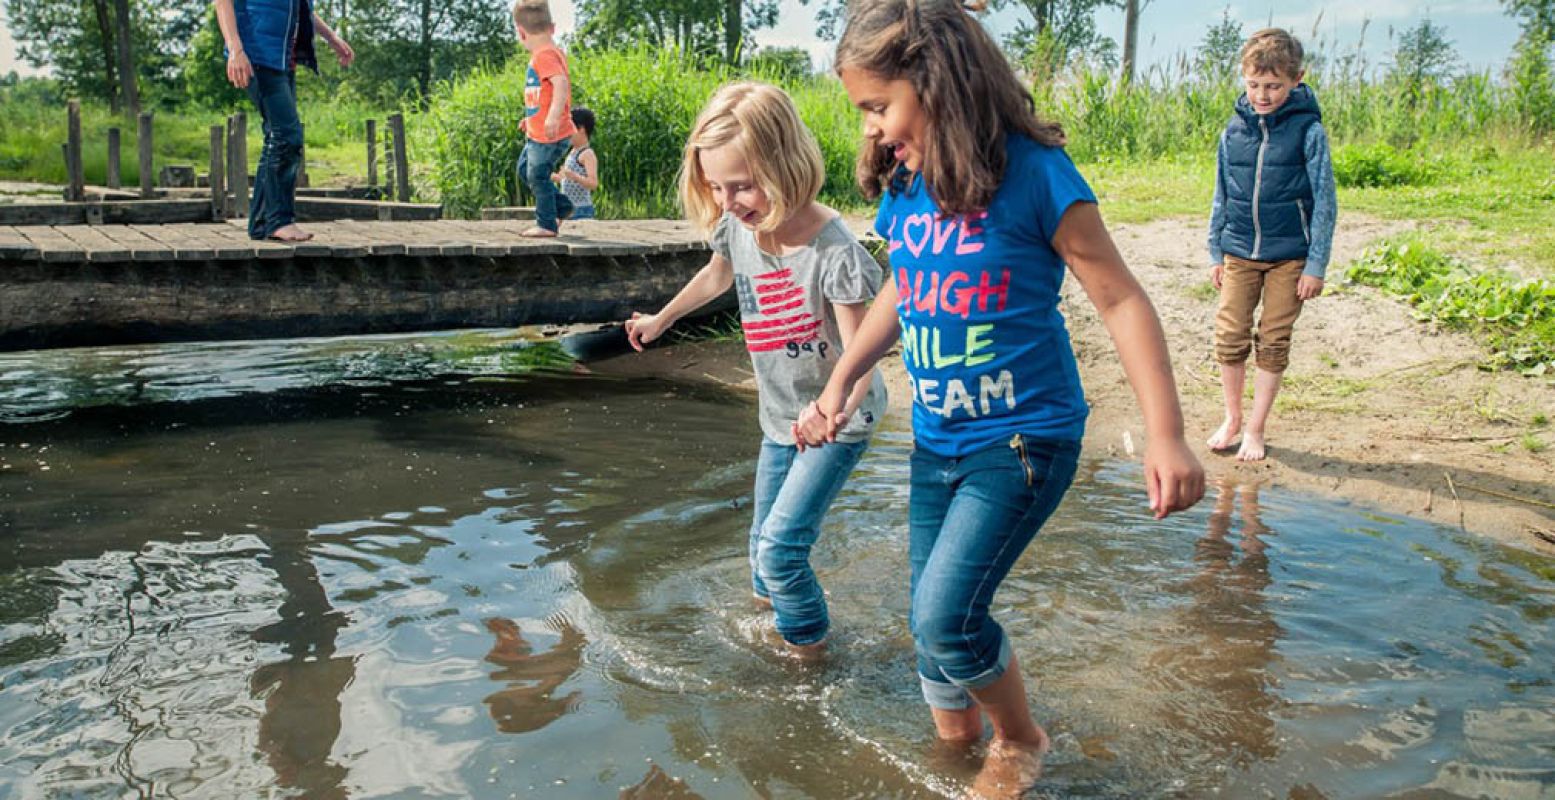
[245,67,303,240]
[749,437,869,646]
[909,436,1080,709]
[517,139,571,232]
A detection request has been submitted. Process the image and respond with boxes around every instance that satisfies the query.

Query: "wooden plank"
[298,221,370,257]
[294,196,441,222]
[92,224,176,262]
[480,206,535,221]
[0,203,86,227]
[0,225,41,260]
[434,221,528,257]
[135,223,225,261]
[566,220,674,253]
[17,226,89,262]
[100,199,215,225]
[212,221,289,259]
[334,220,407,256]
[444,221,573,257]
[615,220,705,252]
[53,225,133,262]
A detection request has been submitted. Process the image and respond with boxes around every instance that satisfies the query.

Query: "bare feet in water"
[1237,429,1267,461]
[266,224,314,243]
[1206,416,1241,451]
[520,226,558,238]
[965,731,1051,800]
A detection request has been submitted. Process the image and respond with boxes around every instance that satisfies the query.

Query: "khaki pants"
[1214,255,1306,372]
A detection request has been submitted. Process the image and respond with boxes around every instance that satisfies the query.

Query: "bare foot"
[520,226,558,238]
[1237,430,1267,461]
[267,224,314,242]
[785,638,827,663]
[753,594,773,610]
[964,732,1051,800]
[1206,417,1242,450]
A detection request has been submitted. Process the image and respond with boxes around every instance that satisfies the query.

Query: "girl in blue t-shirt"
[795,0,1205,792]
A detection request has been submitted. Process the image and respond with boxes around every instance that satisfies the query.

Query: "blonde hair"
[835,0,1065,217]
[678,82,825,235]
[1240,28,1304,80]
[512,0,553,34]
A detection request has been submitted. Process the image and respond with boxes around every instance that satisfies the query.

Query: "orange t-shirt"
[523,46,576,143]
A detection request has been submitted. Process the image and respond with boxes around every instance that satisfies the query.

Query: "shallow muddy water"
[1,333,1551,798]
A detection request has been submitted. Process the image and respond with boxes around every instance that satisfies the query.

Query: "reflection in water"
[250,532,354,799]
[618,764,705,799]
[1157,479,1282,766]
[483,616,585,735]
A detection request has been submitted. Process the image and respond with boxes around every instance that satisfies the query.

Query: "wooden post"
[389,112,409,202]
[66,100,85,202]
[365,119,377,188]
[137,112,154,199]
[384,128,395,199]
[209,125,225,221]
[107,128,121,189]
[232,112,249,218]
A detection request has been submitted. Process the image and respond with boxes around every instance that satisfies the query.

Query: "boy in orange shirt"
[513,0,576,238]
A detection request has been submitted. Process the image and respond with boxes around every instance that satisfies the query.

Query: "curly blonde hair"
[1240,28,1304,79]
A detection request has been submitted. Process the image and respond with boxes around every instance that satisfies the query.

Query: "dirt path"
[592,213,1555,555]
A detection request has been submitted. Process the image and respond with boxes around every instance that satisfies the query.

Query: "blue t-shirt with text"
[874,133,1093,457]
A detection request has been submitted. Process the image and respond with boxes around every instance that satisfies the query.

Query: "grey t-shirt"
[711,212,889,445]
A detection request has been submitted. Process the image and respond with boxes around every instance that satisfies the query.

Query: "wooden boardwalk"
[0,219,766,352]
[0,218,710,262]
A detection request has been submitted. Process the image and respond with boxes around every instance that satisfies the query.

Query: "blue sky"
[0,1,1527,79]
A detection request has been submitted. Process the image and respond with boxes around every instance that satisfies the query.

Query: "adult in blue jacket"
[215,0,353,242]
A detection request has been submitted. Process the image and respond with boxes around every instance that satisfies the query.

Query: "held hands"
[1209,263,1224,290]
[226,49,254,89]
[791,391,849,452]
[624,311,670,352]
[1143,436,1205,519]
[1297,275,1324,301]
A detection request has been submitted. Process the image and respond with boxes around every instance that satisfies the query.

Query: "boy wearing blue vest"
[1205,28,1337,461]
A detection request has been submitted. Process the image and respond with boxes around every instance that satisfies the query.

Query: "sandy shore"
[588,213,1555,556]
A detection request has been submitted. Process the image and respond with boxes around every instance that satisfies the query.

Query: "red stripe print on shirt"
[743,267,819,354]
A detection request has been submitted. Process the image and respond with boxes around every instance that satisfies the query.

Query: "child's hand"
[1210,263,1224,290]
[1143,436,1205,519]
[551,171,563,184]
[791,401,847,451]
[624,311,669,352]
[1297,275,1324,301]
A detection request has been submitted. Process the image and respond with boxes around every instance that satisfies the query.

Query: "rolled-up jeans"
[749,436,869,646]
[908,435,1080,709]
[245,66,303,240]
[517,139,572,232]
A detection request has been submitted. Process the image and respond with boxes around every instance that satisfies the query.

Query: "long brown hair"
[835,0,1066,216]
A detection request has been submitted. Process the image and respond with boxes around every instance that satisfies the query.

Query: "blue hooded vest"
[233,0,317,74]
[1218,84,1321,262]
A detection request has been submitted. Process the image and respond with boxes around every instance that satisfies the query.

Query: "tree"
[112,0,140,115]
[1195,9,1243,83]
[574,0,777,64]
[4,0,207,107]
[1390,18,1458,89]
[347,0,511,104]
[1504,0,1555,40]
[1121,0,1139,83]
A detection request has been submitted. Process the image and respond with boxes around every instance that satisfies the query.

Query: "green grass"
[0,83,397,190]
[1346,235,1555,376]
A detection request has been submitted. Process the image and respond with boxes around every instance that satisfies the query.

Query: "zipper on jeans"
[1296,198,1310,244]
[1009,434,1035,487]
[1251,116,1269,259]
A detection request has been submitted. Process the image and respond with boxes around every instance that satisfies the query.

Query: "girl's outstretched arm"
[624,254,734,351]
[1055,203,1205,518]
[799,276,901,445]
